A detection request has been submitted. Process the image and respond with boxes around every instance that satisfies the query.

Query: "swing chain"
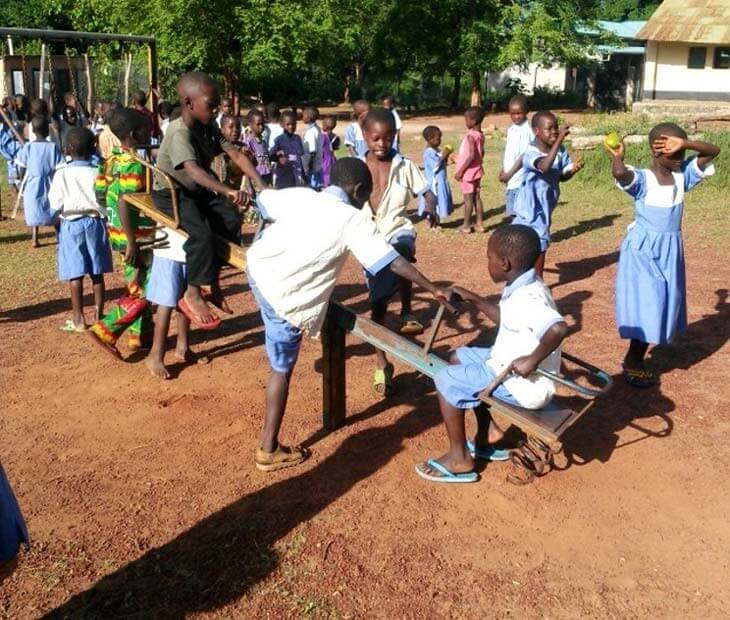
[65,48,79,103]
[47,51,57,111]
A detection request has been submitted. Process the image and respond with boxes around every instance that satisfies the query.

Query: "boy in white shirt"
[416,225,567,483]
[301,106,324,189]
[382,95,402,151]
[499,95,533,217]
[247,158,450,472]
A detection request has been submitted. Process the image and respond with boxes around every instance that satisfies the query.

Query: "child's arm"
[182,160,248,206]
[450,285,499,324]
[117,196,140,267]
[388,257,453,310]
[560,152,583,181]
[535,125,570,173]
[224,145,266,190]
[499,156,522,183]
[509,321,567,378]
[454,137,473,181]
[603,140,634,186]
[654,135,721,170]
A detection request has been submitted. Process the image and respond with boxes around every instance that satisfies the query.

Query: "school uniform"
[503,120,534,216]
[48,160,113,281]
[615,158,714,345]
[0,464,29,563]
[344,122,367,157]
[512,144,573,252]
[418,146,453,219]
[15,140,64,227]
[147,228,188,308]
[435,269,564,410]
[247,186,399,373]
[0,122,22,190]
[266,122,283,150]
[269,131,305,189]
[302,122,324,189]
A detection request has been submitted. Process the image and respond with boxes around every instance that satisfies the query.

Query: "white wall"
[487,63,567,94]
[643,40,730,99]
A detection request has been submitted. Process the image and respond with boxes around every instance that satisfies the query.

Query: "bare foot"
[145,355,170,380]
[175,347,210,365]
[183,289,217,325]
[201,284,233,314]
[488,420,505,445]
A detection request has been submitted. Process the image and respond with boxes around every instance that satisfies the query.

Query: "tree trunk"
[355,62,364,86]
[450,69,461,108]
[470,70,482,107]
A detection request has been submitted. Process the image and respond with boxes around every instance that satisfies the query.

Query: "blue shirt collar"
[502,268,537,299]
[324,185,352,206]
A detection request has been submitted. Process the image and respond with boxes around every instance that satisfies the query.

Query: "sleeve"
[393,110,402,131]
[118,158,145,193]
[559,148,574,175]
[303,127,317,154]
[168,127,198,170]
[47,171,64,215]
[342,210,400,275]
[503,131,516,172]
[344,123,355,147]
[616,166,646,200]
[15,143,29,168]
[683,156,715,192]
[269,135,281,158]
[422,148,438,184]
[523,146,544,172]
[403,158,428,197]
[331,134,341,151]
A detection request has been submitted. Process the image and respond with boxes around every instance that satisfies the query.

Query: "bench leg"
[322,313,347,431]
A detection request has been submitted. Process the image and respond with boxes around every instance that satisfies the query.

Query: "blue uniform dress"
[15,140,63,227]
[615,158,713,345]
[0,123,22,189]
[0,464,29,563]
[418,147,453,218]
[512,144,573,252]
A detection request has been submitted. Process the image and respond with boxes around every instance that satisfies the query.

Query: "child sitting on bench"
[153,72,265,330]
[416,225,567,484]
[246,158,450,472]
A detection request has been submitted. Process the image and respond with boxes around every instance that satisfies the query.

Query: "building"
[638,0,730,101]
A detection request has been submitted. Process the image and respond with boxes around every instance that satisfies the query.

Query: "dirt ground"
[1,114,730,619]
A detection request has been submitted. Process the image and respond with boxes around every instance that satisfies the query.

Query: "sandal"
[373,363,395,396]
[400,314,424,335]
[622,365,659,388]
[255,444,309,472]
[178,296,221,330]
[60,319,86,333]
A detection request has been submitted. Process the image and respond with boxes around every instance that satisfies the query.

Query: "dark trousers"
[152,189,240,286]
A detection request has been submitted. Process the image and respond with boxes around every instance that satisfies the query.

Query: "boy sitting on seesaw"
[153,72,265,330]
[246,158,450,472]
[416,225,567,484]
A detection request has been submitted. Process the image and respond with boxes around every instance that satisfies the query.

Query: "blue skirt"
[0,464,29,563]
[58,217,113,281]
[418,169,453,219]
[147,257,187,308]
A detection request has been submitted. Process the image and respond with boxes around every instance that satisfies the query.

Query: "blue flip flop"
[466,439,511,462]
[415,459,479,484]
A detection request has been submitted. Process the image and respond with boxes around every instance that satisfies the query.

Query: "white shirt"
[389,108,403,150]
[266,122,284,150]
[48,160,105,220]
[503,120,534,191]
[488,269,564,409]
[247,187,399,338]
[153,226,187,262]
[302,122,323,172]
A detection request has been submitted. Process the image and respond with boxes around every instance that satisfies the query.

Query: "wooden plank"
[322,307,347,431]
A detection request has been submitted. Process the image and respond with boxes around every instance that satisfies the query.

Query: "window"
[688,46,707,69]
[713,47,730,69]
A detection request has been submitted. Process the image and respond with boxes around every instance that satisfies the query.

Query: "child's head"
[177,72,220,126]
[109,108,150,147]
[62,105,77,125]
[158,100,174,120]
[132,90,147,107]
[220,114,242,142]
[281,110,297,134]
[464,106,485,130]
[422,125,442,148]
[302,106,319,124]
[247,109,265,137]
[219,97,233,116]
[487,225,541,284]
[330,157,373,208]
[649,122,688,171]
[65,127,96,160]
[352,99,370,126]
[266,102,280,123]
[531,111,558,146]
[508,95,528,125]
[382,95,395,110]
[321,115,336,132]
[363,108,396,160]
[29,98,49,119]
[31,114,50,139]
[14,94,29,113]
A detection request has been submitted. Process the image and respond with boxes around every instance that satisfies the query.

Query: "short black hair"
[220,113,239,127]
[321,115,336,129]
[65,127,96,159]
[132,90,147,106]
[490,225,541,271]
[509,94,528,111]
[177,72,218,99]
[158,101,174,117]
[109,108,148,141]
[220,97,233,106]
[465,106,485,124]
[330,157,372,191]
[266,102,280,120]
[31,114,49,138]
[649,122,687,144]
[531,110,556,130]
[29,98,49,117]
[281,110,296,123]
[363,108,396,133]
[247,109,264,124]
[422,125,440,141]
[303,106,319,121]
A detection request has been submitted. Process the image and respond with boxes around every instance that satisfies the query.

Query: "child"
[246,158,450,471]
[145,227,208,379]
[48,127,113,331]
[269,110,304,189]
[58,106,78,152]
[242,109,273,186]
[88,109,156,356]
[344,99,370,157]
[416,225,567,483]
[362,108,439,394]
[15,115,64,247]
[418,125,453,223]
[454,106,486,233]
[301,106,324,189]
[98,103,123,160]
[216,97,233,127]
[153,72,264,329]
[320,115,338,187]
[213,114,245,189]
[265,102,283,149]
[512,111,582,277]
[382,95,402,151]
[605,123,720,388]
[158,100,174,138]
[0,107,24,215]
[499,94,533,217]
[131,89,159,142]
[0,463,29,583]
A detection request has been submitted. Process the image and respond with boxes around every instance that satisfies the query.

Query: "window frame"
[687,46,707,69]
[712,46,730,69]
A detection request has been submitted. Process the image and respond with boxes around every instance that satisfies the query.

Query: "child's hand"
[498,171,509,183]
[509,355,539,378]
[603,140,625,159]
[454,172,462,182]
[653,134,686,155]
[228,190,249,208]
[558,125,571,141]
[572,156,584,173]
[431,288,459,315]
[276,151,287,164]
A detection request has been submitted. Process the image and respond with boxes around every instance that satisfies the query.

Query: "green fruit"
[604,131,621,149]
[443,143,454,152]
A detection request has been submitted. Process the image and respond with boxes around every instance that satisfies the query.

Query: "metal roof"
[637,0,730,44]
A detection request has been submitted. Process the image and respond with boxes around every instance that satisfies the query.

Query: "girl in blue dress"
[16,115,64,247]
[512,111,583,277]
[0,463,29,580]
[418,125,453,226]
[606,123,720,387]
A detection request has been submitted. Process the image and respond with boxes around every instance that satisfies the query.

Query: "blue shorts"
[147,257,187,308]
[58,217,113,281]
[434,346,520,410]
[248,274,303,374]
[365,236,415,303]
[505,188,519,217]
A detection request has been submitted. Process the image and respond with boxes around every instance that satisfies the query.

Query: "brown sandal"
[255,444,309,472]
